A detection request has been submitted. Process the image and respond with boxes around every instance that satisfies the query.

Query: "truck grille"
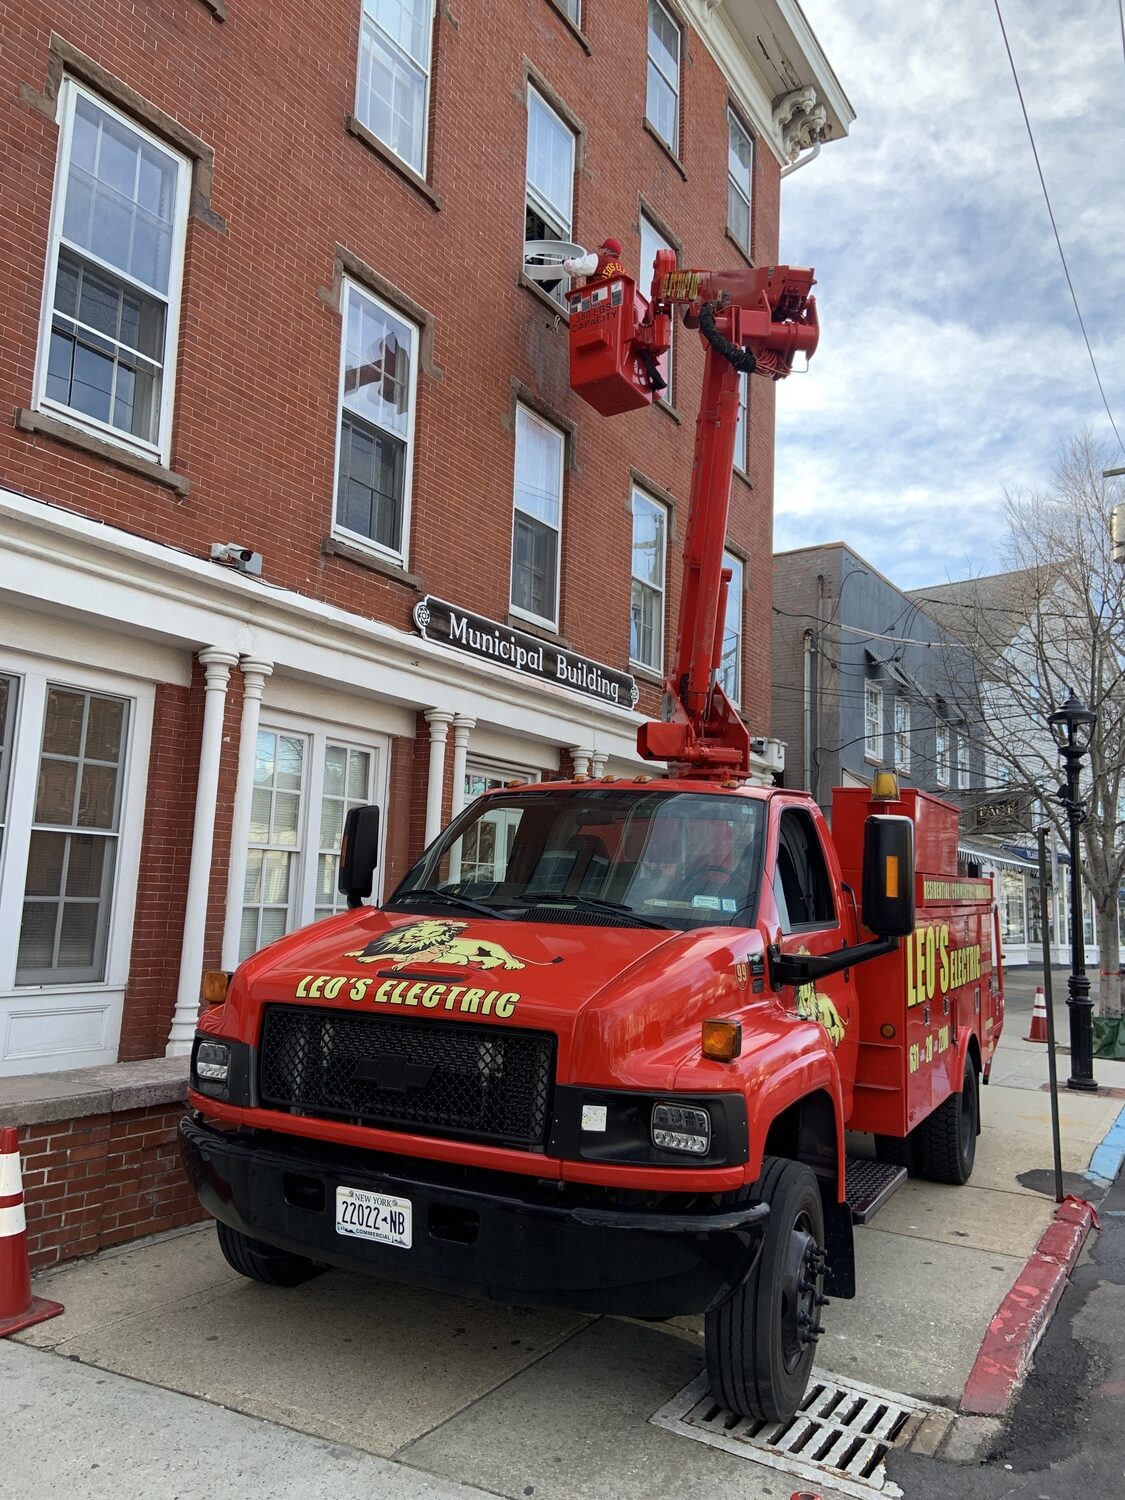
[257,1006,556,1150]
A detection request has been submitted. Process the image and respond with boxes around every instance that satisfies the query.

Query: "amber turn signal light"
[201,970,231,1006]
[884,854,900,899]
[702,1018,742,1062]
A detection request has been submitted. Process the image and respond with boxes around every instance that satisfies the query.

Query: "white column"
[590,751,608,777]
[571,746,593,776]
[449,715,476,819]
[166,648,239,1056]
[220,658,274,970]
[424,709,454,845]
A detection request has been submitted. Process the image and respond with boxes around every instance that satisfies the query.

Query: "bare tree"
[920,435,1125,1018]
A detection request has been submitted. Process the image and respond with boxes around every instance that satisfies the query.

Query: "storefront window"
[1027,881,1054,947]
[999,869,1026,945]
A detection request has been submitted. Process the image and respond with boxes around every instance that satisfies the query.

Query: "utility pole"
[1102,465,1125,563]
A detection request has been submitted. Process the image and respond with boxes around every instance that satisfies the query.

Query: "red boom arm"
[566,250,819,778]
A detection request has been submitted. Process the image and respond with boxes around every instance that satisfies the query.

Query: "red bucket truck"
[181,248,1004,1421]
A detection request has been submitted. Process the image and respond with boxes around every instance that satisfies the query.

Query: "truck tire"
[915,1055,978,1185]
[874,1132,921,1175]
[705,1157,827,1423]
[216,1220,323,1287]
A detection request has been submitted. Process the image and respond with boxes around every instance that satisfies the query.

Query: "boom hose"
[699,302,757,374]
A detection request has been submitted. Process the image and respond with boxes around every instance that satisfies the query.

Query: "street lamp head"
[1048,691,1097,753]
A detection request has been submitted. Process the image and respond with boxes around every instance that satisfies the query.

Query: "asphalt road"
[889,1161,1125,1499]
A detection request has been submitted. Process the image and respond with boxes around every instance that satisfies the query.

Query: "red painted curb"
[960,1199,1098,1416]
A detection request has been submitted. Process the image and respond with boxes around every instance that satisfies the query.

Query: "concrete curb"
[959,1197,1099,1416]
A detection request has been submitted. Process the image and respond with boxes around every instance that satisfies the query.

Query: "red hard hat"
[600,237,623,255]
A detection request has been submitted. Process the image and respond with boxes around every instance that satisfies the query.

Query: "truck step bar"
[845,1157,907,1225]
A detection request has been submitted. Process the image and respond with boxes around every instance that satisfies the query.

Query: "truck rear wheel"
[916,1055,978,1185]
[705,1156,827,1422]
[216,1220,323,1287]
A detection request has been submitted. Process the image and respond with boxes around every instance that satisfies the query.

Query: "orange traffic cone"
[1025,986,1048,1044]
[0,1126,63,1336]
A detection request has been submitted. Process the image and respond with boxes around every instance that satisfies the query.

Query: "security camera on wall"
[210,543,263,576]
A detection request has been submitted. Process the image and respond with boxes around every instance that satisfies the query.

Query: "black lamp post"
[1047,691,1098,1092]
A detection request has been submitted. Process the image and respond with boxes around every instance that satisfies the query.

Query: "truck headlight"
[195,1041,230,1083]
[651,1103,711,1155]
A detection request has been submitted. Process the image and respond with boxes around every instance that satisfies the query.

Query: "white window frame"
[720,548,744,706]
[629,488,667,673]
[525,86,576,306]
[893,696,910,771]
[864,680,883,762]
[553,0,582,25]
[33,78,191,468]
[727,109,753,254]
[331,276,420,567]
[646,0,681,154]
[0,652,153,1075]
[956,731,970,789]
[240,712,390,961]
[934,721,950,786]
[355,0,436,176]
[734,369,749,472]
[640,214,675,403]
[510,405,565,631]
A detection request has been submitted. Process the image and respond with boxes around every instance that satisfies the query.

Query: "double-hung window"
[35,81,190,465]
[525,87,576,305]
[956,731,970,789]
[241,725,384,960]
[554,0,582,22]
[728,111,753,254]
[719,550,744,704]
[510,407,565,628]
[334,279,418,561]
[894,697,911,771]
[646,0,681,153]
[734,370,749,471]
[934,721,950,785]
[640,215,674,402]
[864,679,883,761]
[356,0,435,175]
[630,489,667,672]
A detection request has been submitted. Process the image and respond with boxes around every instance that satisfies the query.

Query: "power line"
[993,0,1125,458]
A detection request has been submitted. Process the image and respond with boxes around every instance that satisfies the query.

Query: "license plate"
[335,1185,412,1248]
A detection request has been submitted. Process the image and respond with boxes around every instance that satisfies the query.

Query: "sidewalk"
[9,999,1125,1500]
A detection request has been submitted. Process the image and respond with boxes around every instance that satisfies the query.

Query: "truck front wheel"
[916,1054,979,1185]
[216,1220,323,1287]
[705,1157,827,1422]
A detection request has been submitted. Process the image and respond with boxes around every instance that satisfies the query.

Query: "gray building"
[772,543,981,815]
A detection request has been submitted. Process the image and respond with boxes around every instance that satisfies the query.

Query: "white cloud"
[775,0,1125,588]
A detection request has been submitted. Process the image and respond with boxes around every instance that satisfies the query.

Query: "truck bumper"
[179,1114,767,1319]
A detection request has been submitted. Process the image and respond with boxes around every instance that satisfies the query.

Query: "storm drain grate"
[651,1371,941,1499]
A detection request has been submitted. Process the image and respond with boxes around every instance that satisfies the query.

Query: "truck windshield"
[390,788,765,930]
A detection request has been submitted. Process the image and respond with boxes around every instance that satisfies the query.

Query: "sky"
[773,0,1125,590]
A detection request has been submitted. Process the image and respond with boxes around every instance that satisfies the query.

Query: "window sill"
[544,0,592,53]
[723,228,754,267]
[642,119,688,181]
[654,395,683,425]
[15,408,189,496]
[630,663,665,687]
[506,611,570,648]
[863,753,883,767]
[732,465,754,490]
[345,116,442,211]
[197,0,226,18]
[519,271,570,320]
[322,536,423,590]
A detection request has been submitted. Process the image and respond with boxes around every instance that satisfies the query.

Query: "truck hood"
[232,905,760,1087]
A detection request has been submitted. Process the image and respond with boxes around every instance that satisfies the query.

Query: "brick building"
[0,1,850,1078]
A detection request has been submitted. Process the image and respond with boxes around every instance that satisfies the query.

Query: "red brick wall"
[0,1,782,733]
[18,1104,207,1271]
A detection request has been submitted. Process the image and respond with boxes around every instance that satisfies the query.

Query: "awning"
[958,839,1038,872]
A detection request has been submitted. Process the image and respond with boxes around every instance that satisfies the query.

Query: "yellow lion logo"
[795,979,846,1047]
[347,919,549,973]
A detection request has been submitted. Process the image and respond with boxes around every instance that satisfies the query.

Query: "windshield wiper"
[520,892,667,929]
[385,887,513,920]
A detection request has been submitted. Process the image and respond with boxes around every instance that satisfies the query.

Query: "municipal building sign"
[412,597,639,709]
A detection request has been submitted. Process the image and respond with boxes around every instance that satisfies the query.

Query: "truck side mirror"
[339,805,381,909]
[862,814,915,938]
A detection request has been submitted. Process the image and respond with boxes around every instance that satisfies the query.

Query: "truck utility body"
[182,246,1004,1422]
